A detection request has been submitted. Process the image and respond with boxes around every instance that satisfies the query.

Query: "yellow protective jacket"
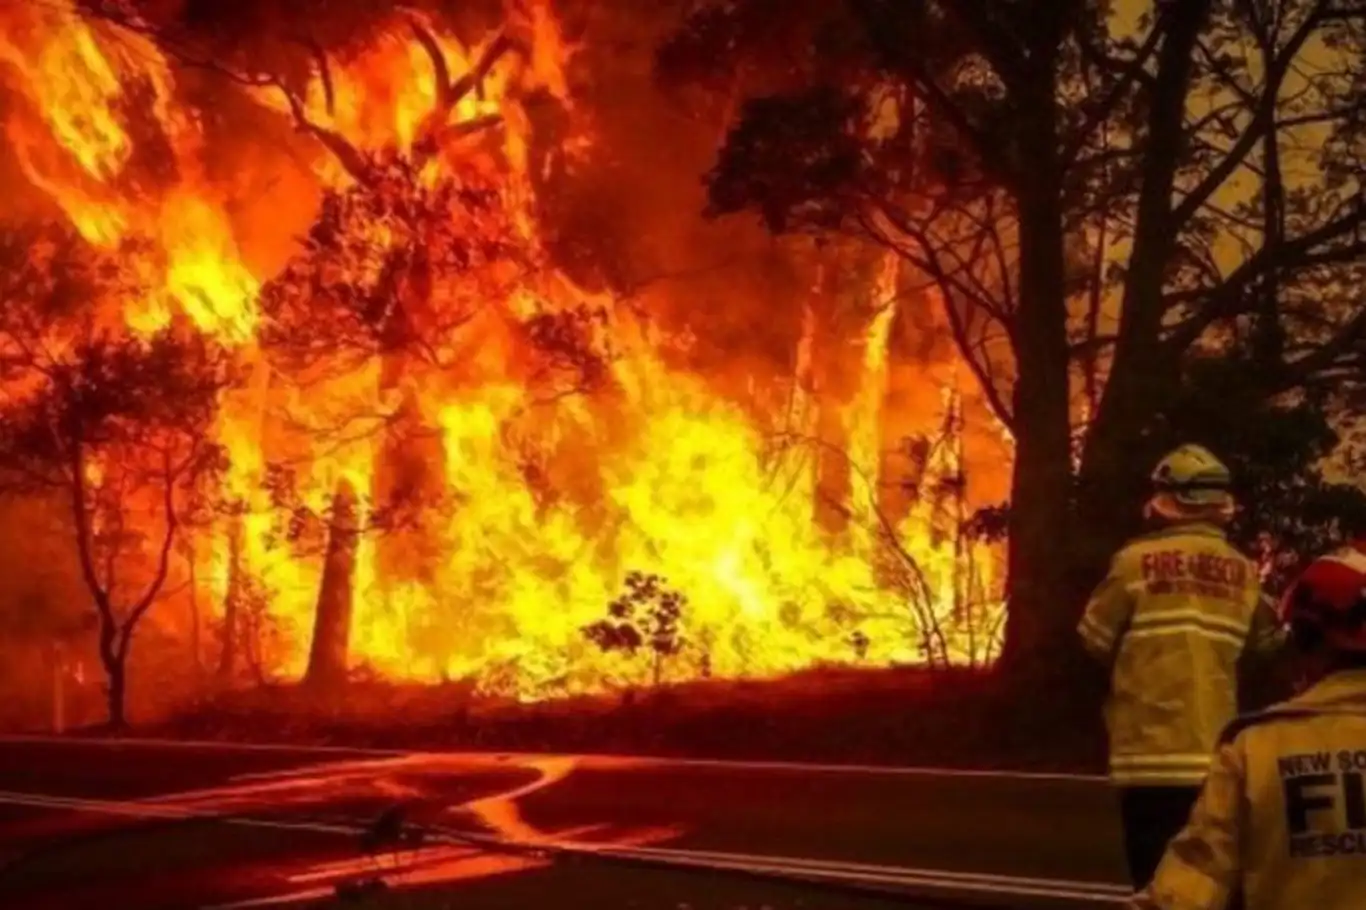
[1078,522,1281,785]
[1132,669,1366,910]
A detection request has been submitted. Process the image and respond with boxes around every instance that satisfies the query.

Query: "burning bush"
[583,571,688,687]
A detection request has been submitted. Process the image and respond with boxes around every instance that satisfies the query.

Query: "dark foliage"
[1163,356,1366,589]
[0,224,235,727]
[259,161,530,373]
[583,571,688,686]
[661,0,1366,667]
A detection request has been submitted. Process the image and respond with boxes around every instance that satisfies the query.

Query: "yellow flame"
[0,12,130,180]
[0,7,132,243]
[1,5,1005,699]
[161,192,261,342]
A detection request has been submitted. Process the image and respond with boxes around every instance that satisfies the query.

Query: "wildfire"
[0,8,131,243]
[0,2,1005,701]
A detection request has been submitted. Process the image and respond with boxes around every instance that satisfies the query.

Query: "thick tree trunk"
[305,480,360,690]
[1074,230,1184,588]
[1072,0,1214,591]
[999,330,1075,672]
[373,387,445,584]
[809,251,884,533]
[997,78,1077,677]
[217,516,244,682]
[188,553,202,682]
[105,654,127,730]
[813,397,853,532]
[1073,392,1167,593]
[809,271,854,533]
[877,306,927,528]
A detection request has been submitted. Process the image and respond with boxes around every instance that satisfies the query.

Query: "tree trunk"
[188,547,202,680]
[1072,0,1214,591]
[809,271,854,534]
[877,304,932,528]
[808,253,879,533]
[1073,393,1166,594]
[373,386,445,586]
[813,396,852,532]
[1000,362,1075,674]
[105,653,127,730]
[305,480,360,690]
[217,516,244,682]
[997,77,1077,677]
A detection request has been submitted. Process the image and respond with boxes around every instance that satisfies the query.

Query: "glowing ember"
[0,3,1004,701]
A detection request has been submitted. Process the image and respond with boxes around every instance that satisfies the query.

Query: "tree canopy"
[661,0,1366,666]
[0,222,234,725]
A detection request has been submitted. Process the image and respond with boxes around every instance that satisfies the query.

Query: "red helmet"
[1282,541,1366,653]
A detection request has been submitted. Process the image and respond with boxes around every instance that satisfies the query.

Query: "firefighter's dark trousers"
[1119,785,1202,888]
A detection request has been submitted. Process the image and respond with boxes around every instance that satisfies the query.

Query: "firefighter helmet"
[1147,444,1234,521]
[1281,543,1366,654]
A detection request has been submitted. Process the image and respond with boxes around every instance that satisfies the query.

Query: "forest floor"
[145,665,1110,772]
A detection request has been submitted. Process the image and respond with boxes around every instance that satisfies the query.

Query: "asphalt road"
[0,737,1133,909]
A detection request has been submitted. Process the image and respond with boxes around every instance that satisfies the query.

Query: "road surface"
[0,736,1133,909]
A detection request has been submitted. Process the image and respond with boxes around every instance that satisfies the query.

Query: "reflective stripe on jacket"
[1078,522,1281,785]
[1132,670,1366,910]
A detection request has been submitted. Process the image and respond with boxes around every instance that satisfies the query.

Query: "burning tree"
[248,17,604,688]
[662,0,1366,672]
[0,224,233,727]
[0,0,1014,701]
[74,0,595,689]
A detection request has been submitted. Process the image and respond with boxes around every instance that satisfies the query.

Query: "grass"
[141,664,1109,772]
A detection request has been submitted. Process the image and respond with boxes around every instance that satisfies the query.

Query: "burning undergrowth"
[0,0,1008,716]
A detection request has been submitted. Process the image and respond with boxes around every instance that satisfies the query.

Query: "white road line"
[525,840,1129,904]
[0,734,1106,783]
[0,790,365,835]
[605,843,1131,895]
[0,789,1127,906]
[201,886,337,909]
[0,734,389,757]
[609,854,1129,904]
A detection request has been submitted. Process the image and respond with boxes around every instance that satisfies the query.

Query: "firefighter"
[1132,541,1366,910]
[1078,444,1283,889]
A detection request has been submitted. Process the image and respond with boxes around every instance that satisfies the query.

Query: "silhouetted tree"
[0,225,233,726]
[584,571,688,687]
[1164,354,1366,588]
[661,0,1366,672]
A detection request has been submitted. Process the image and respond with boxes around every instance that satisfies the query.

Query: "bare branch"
[409,21,455,110]
[120,447,183,651]
[271,77,373,183]
[1065,23,1167,164]
[409,21,515,160]
[1193,37,1256,104]
[290,33,337,115]
[67,438,116,671]
[1166,217,1366,351]
[1272,308,1366,391]
[1170,4,1330,229]
[858,206,1017,429]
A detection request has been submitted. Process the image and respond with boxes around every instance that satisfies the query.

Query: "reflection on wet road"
[0,737,1130,908]
[171,752,688,905]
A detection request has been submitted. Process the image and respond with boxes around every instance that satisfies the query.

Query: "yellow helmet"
[1147,444,1234,520]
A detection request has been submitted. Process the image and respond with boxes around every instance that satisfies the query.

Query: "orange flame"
[0,3,1004,701]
